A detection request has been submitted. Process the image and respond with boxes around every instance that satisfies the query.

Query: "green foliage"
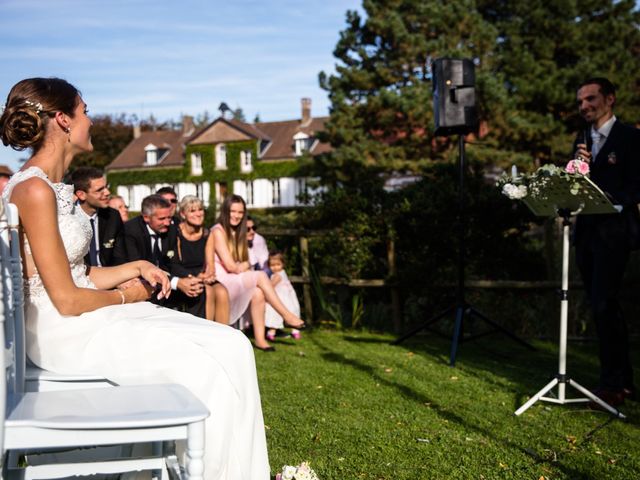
[75,114,134,169]
[476,0,640,167]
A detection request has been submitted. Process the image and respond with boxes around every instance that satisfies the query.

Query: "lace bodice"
[2,167,95,304]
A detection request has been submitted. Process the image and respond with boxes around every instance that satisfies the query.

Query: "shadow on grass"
[307,333,624,479]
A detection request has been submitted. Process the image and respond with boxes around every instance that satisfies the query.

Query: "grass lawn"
[256,329,640,479]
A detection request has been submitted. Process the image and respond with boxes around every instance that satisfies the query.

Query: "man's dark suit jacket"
[83,207,125,267]
[573,120,640,250]
[116,216,178,272]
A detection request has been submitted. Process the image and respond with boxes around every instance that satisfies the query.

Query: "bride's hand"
[138,261,171,300]
[121,281,155,303]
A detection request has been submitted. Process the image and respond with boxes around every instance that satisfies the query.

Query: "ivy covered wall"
[107,138,304,212]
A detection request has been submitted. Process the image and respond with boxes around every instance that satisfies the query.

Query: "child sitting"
[265,251,302,341]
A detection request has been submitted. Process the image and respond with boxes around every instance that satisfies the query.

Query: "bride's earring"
[65,127,71,142]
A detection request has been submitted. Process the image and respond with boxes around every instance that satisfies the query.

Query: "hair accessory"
[24,100,44,114]
[0,104,5,113]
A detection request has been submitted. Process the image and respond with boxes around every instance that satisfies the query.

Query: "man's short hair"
[141,194,171,216]
[579,77,616,97]
[71,167,104,193]
[156,186,177,197]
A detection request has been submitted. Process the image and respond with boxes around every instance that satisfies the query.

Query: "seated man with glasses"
[156,186,181,225]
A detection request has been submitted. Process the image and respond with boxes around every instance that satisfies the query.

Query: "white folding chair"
[1,201,210,479]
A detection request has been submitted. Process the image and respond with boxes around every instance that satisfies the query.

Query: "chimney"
[182,115,195,136]
[301,98,312,126]
[133,124,141,139]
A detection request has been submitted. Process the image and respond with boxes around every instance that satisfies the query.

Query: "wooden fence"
[260,228,402,330]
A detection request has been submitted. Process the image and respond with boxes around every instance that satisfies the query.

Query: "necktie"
[591,131,603,159]
[89,218,98,266]
[151,234,161,266]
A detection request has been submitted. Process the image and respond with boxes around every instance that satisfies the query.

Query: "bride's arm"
[11,179,154,315]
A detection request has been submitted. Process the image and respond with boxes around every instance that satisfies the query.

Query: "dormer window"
[215,143,227,170]
[191,152,203,176]
[145,143,158,165]
[240,150,253,173]
[293,132,312,156]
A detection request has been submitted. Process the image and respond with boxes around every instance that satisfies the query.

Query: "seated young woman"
[0,77,269,479]
[205,195,304,351]
[170,195,229,323]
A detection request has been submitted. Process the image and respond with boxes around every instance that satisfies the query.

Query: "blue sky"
[0,0,361,170]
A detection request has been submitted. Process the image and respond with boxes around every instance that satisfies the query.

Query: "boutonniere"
[166,250,175,259]
[103,239,115,249]
[607,152,617,165]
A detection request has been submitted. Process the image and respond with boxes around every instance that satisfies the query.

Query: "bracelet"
[116,288,125,305]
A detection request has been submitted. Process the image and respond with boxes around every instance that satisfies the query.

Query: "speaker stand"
[392,136,535,366]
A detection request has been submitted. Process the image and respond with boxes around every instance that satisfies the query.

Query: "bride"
[0,77,270,479]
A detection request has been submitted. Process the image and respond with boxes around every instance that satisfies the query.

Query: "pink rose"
[565,159,589,175]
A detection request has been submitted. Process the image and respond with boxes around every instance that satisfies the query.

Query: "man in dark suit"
[574,77,640,406]
[116,195,204,304]
[71,167,125,267]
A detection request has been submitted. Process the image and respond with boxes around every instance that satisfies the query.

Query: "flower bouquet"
[497,159,590,201]
[275,462,320,480]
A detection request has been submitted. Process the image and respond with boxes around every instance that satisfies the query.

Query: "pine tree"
[476,0,640,167]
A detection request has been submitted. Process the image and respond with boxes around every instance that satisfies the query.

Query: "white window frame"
[293,132,311,156]
[271,179,281,206]
[191,152,203,176]
[240,150,253,173]
[244,180,254,206]
[144,143,158,165]
[215,143,227,170]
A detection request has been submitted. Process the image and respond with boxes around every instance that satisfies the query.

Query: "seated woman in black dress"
[170,195,229,322]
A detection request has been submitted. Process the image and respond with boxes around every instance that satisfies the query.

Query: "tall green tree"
[74,114,134,170]
[476,0,640,167]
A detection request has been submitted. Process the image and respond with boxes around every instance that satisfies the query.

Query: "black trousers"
[575,228,634,391]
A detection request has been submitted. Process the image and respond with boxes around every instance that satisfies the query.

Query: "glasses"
[169,198,178,204]
[247,225,256,231]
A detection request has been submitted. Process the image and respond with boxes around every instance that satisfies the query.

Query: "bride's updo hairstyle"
[0,77,80,152]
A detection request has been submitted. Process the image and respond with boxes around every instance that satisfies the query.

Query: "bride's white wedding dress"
[3,167,270,480]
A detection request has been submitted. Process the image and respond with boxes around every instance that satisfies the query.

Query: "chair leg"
[186,421,205,480]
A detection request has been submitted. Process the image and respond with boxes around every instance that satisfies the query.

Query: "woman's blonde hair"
[178,195,204,217]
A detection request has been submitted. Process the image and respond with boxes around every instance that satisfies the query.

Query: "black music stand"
[514,173,625,418]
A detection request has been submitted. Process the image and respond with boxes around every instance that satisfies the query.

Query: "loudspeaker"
[432,58,477,136]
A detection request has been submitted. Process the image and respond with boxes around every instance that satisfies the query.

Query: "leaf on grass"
[499,462,508,469]
[316,385,323,389]
[312,432,321,442]
[450,376,459,381]
[297,351,306,357]
[416,438,430,443]
[608,458,616,464]
[384,368,393,373]
[565,435,577,444]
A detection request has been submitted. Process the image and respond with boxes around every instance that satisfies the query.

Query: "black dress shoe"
[589,388,626,410]
[622,387,637,401]
[254,345,276,352]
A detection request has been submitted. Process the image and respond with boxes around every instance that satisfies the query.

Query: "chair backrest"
[0,200,7,454]
[0,200,26,398]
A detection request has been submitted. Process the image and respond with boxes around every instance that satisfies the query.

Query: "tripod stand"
[514,206,624,418]
[392,136,534,366]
